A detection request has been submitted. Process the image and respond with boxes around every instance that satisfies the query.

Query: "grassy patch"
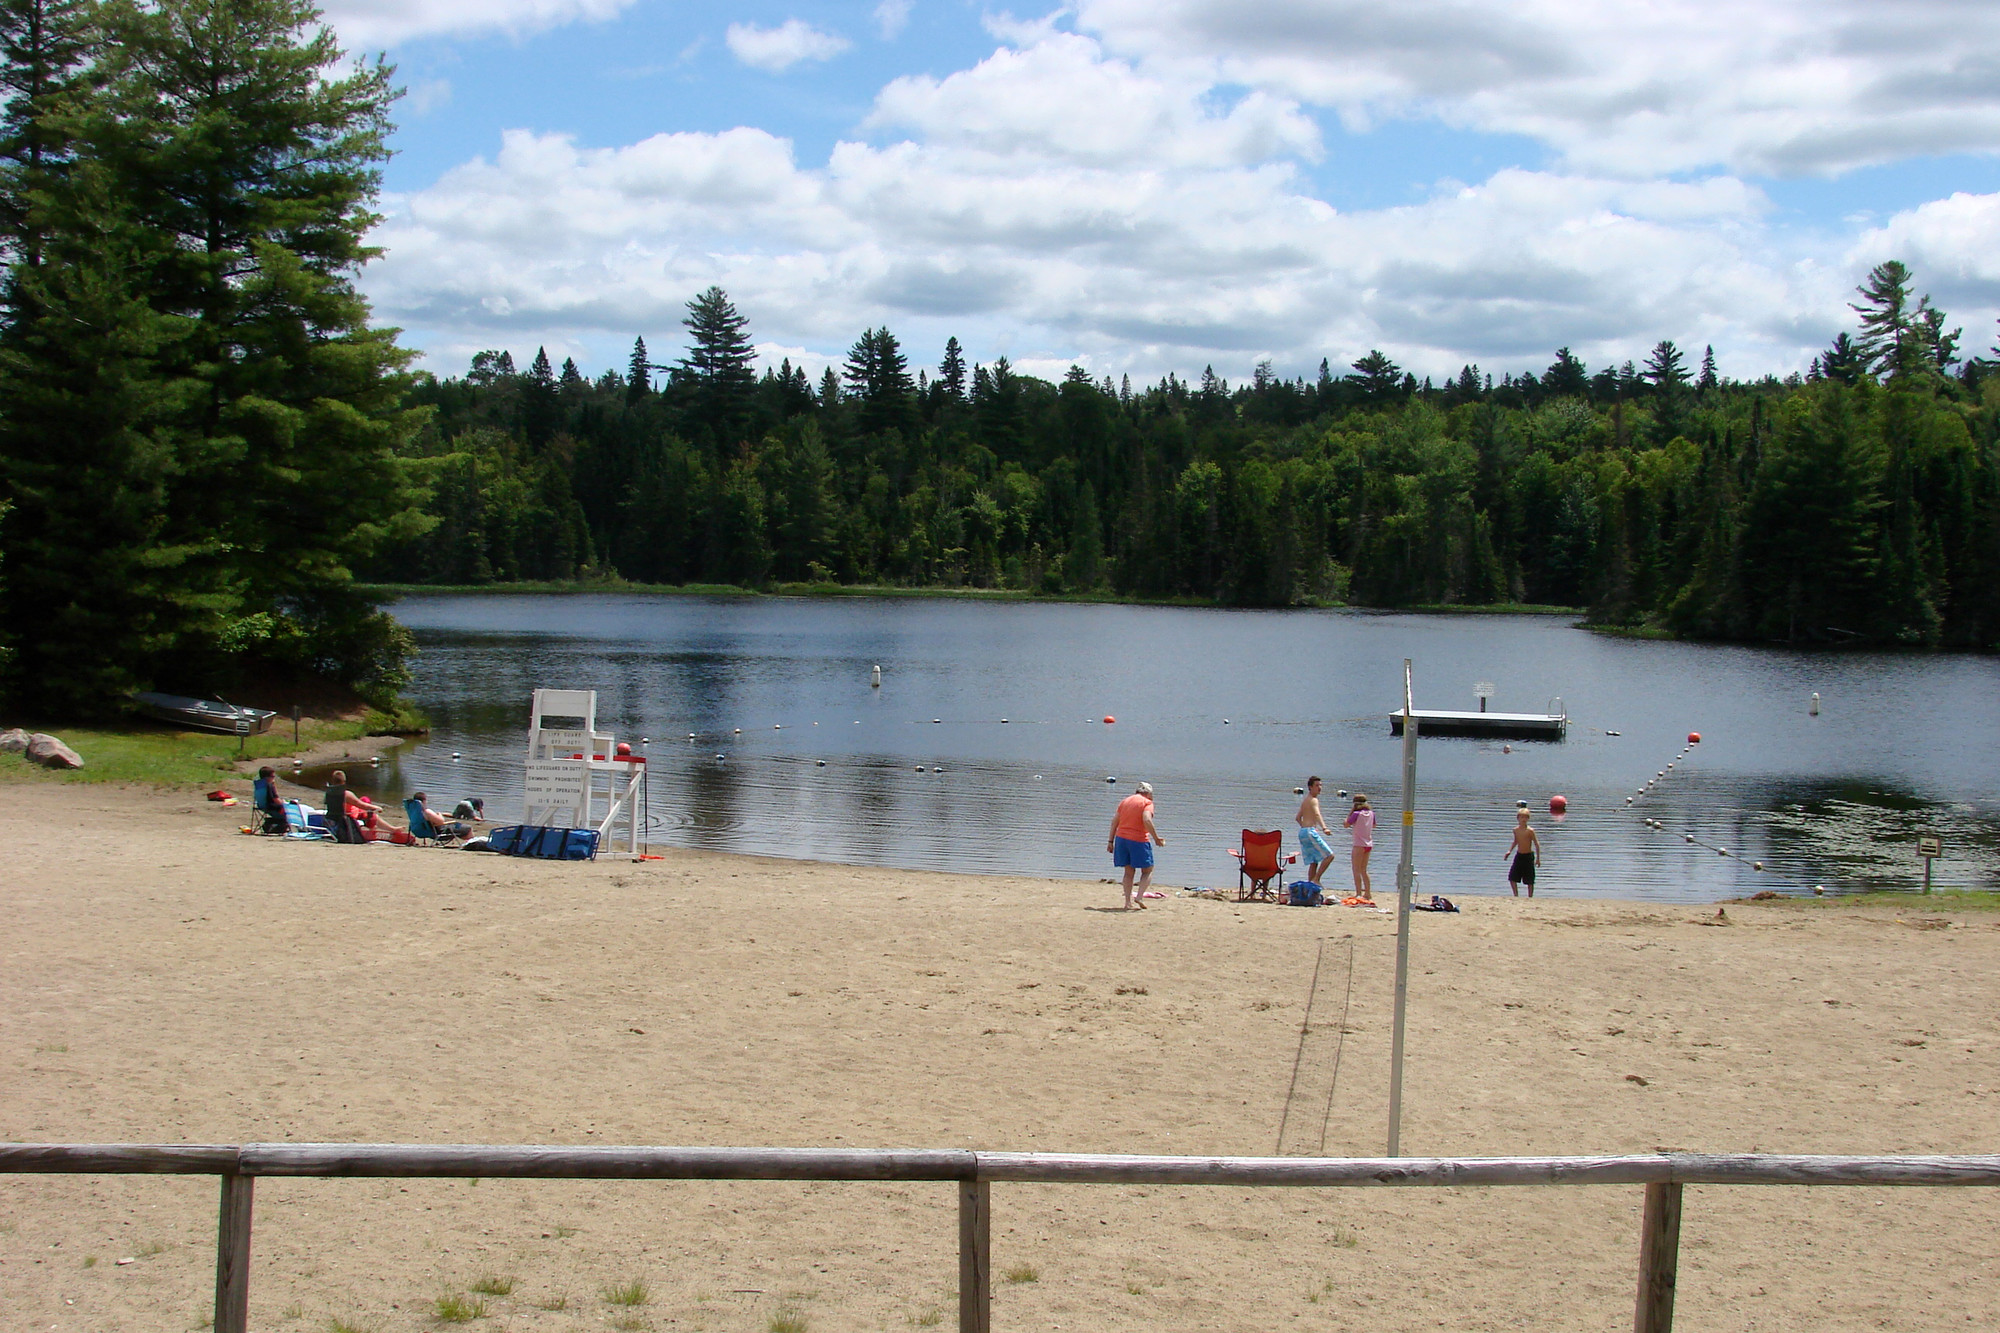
[34,1042,66,1053]
[135,1239,170,1257]
[433,1293,487,1322]
[1003,1263,1039,1285]
[0,716,389,787]
[327,1320,376,1333]
[549,1223,575,1239]
[769,1307,808,1333]
[609,1317,647,1333]
[908,1308,942,1328]
[83,1254,97,1267]
[1738,888,2000,912]
[532,1292,569,1311]
[602,1279,649,1307]
[468,1275,513,1296]
[281,1303,305,1320]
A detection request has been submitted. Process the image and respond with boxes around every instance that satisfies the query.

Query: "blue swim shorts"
[1299,825,1334,862]
[1112,836,1155,869]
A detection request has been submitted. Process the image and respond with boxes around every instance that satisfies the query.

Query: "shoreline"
[358,579,1585,618]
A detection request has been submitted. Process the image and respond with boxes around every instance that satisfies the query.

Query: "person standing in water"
[1107,781,1165,910]
[1506,807,1542,896]
[1344,793,1376,901]
[1296,777,1336,884]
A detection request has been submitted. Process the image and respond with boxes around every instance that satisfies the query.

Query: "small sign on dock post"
[235,715,251,756]
[1918,836,1943,894]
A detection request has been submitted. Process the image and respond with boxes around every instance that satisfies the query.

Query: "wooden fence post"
[213,1172,254,1333]
[1633,1181,1682,1333]
[959,1178,990,1333]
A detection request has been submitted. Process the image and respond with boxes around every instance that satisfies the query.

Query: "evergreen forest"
[2,2,1998,722]
[383,271,2000,653]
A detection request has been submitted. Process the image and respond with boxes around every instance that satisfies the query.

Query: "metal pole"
[213,1172,253,1333]
[1924,858,1933,895]
[1387,658,1418,1156]
[1633,1181,1683,1333]
[958,1178,990,1333]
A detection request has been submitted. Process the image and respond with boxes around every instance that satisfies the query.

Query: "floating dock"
[1389,708,1566,739]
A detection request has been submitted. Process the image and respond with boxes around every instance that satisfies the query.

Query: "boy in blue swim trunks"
[1107,781,1165,910]
[1296,776,1336,884]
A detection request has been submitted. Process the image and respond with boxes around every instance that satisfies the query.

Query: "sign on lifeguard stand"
[521,688,647,856]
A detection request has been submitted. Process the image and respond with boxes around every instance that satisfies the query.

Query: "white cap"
[1136,781,1153,795]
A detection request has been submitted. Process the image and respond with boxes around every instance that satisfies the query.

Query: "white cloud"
[867,32,1319,168]
[725,19,852,73]
[1850,192,2000,349]
[322,0,632,48]
[363,20,1954,381]
[874,0,914,40]
[1074,0,2000,178]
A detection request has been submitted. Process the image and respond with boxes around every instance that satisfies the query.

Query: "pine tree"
[1346,350,1401,404]
[626,334,649,402]
[1852,261,1918,379]
[1644,340,1689,392]
[938,335,966,400]
[0,0,97,284]
[1697,345,1718,392]
[2,0,425,709]
[843,327,913,435]
[523,345,558,446]
[1541,347,1588,399]
[680,285,756,448]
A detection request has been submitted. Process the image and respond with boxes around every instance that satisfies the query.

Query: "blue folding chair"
[280,799,331,841]
[404,797,453,846]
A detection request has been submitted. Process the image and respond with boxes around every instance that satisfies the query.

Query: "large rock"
[25,732,83,769]
[0,727,27,754]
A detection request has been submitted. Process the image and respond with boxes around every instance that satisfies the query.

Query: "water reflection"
[341,594,2000,903]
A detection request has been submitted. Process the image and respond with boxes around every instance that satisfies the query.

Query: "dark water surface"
[340,594,1998,902]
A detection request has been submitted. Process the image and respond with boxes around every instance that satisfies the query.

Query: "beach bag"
[1412,894,1459,913]
[1287,880,1323,907]
[488,824,600,861]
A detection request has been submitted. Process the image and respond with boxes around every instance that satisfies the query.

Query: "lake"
[332,594,1999,902]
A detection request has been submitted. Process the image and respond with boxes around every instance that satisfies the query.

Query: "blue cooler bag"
[488,824,600,860]
[1287,880,1324,907]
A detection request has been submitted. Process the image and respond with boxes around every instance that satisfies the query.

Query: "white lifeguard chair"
[521,688,646,856]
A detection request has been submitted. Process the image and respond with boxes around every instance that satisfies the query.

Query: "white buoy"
[815,760,826,767]
[1336,789,1347,797]
[932,766,942,774]
[932,719,941,724]
[1753,861,1765,871]
[1035,775,1042,780]
[451,752,461,760]
[1000,718,1009,724]
[773,724,781,729]
[733,728,742,734]
[871,665,882,688]
[688,733,695,740]
[1810,692,1820,716]
[1718,847,1729,856]
[1293,787,1305,795]
[1106,776,1116,783]
[1625,797,1634,805]
[1684,834,1694,844]
[1814,884,1825,895]
[914,765,924,772]
[715,754,725,761]
[1223,718,1230,724]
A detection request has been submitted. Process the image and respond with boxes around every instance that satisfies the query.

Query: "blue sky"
[327,0,2000,385]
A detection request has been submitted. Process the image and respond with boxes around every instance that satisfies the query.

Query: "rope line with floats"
[1622,731,1837,897]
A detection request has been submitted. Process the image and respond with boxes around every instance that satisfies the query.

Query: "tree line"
[380,267,2000,651]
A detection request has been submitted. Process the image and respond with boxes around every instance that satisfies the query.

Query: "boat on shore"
[132,692,278,735]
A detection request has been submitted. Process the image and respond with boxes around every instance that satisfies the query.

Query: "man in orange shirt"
[1106,780,1165,910]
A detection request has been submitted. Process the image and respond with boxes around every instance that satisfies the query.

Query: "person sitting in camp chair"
[404,792,468,845]
[252,766,286,835]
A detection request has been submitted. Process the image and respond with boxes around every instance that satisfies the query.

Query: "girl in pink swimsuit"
[1344,794,1376,901]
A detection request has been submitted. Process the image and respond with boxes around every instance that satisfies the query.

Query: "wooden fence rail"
[6,1145,1998,1333]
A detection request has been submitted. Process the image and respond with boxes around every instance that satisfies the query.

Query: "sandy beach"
[4,779,1997,1332]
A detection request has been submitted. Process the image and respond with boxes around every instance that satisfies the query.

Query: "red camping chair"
[1229,830,1295,902]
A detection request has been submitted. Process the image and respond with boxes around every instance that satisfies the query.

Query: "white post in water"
[1387,658,1418,1157]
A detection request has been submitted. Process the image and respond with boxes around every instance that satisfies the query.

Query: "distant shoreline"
[355,579,1584,617]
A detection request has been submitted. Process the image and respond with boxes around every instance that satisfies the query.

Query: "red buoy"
[1103,715,1116,724]
[1687,731,1701,744]
[1549,794,1568,814]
